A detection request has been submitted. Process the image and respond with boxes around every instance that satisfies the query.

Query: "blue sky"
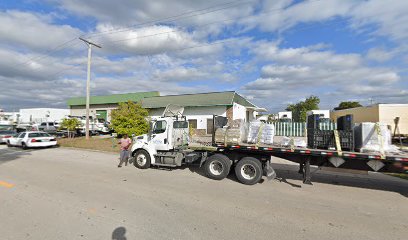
[0,0,407,112]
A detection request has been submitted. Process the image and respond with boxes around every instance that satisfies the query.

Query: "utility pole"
[79,37,101,140]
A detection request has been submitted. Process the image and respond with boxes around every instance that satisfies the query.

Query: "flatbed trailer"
[130,111,408,185]
[210,143,408,184]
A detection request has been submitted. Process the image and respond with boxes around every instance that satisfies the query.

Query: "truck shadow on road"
[272,163,408,198]
[0,147,32,165]
[158,163,408,197]
[185,164,270,185]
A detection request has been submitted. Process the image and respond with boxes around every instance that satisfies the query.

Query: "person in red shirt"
[117,134,132,167]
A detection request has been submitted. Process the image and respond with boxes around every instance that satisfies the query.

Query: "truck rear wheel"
[235,157,262,185]
[204,154,231,180]
[133,150,151,169]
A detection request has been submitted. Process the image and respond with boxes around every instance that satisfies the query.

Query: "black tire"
[22,142,28,150]
[204,154,231,181]
[133,150,151,169]
[6,141,11,147]
[235,157,262,185]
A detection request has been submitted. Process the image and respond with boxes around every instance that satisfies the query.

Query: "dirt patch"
[58,137,120,153]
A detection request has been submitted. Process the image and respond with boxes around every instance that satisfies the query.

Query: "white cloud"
[93,25,200,55]
[242,41,404,110]
[0,10,82,51]
[350,0,408,42]
[366,47,395,62]
[58,0,257,29]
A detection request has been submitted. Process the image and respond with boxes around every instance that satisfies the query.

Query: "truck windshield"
[153,120,167,134]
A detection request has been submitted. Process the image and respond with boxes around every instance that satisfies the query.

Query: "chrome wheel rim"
[240,164,256,180]
[209,160,224,176]
[136,154,147,166]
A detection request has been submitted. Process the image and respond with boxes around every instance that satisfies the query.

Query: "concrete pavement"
[0,145,407,240]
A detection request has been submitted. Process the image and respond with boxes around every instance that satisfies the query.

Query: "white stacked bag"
[247,121,275,145]
[356,122,401,154]
[261,123,274,144]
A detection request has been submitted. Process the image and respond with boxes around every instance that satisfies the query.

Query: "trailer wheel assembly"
[235,157,262,185]
[133,150,151,169]
[204,154,231,180]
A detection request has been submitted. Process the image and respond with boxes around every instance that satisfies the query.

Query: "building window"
[207,119,214,134]
[188,119,197,129]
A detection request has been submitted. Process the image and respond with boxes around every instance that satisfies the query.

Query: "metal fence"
[273,122,337,137]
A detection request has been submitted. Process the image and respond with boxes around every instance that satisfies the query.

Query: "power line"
[41,38,239,80]
[24,0,397,81]
[42,64,83,80]
[98,0,324,44]
[41,17,352,81]
[88,0,324,40]
[10,0,252,69]
[10,0,325,69]
[12,38,80,68]
[85,0,254,38]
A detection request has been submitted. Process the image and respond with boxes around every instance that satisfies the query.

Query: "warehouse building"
[67,91,265,135]
[330,104,408,135]
[142,91,265,135]
[67,91,160,122]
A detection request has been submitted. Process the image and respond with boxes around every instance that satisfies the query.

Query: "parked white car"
[0,130,17,143]
[7,131,57,149]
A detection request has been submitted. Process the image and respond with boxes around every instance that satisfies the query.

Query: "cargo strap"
[375,123,385,159]
[333,130,342,156]
[224,129,227,146]
[289,137,295,151]
[256,122,265,147]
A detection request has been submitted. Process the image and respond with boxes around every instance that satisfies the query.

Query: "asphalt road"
[0,145,407,240]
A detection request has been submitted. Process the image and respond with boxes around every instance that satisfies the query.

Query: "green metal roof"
[67,91,160,106]
[141,91,256,108]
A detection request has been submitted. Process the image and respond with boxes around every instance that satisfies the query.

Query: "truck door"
[151,120,169,151]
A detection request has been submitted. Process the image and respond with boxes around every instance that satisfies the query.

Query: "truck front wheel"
[133,150,151,169]
[235,157,262,185]
[204,154,231,180]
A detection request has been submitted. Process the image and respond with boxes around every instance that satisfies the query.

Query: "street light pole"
[79,37,101,140]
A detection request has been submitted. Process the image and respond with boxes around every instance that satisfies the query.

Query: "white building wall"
[185,106,227,129]
[149,106,227,131]
[0,111,19,123]
[233,103,246,120]
[20,108,70,123]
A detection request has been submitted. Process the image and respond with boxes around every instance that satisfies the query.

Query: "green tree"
[60,118,81,138]
[334,101,362,110]
[110,101,149,136]
[286,95,320,122]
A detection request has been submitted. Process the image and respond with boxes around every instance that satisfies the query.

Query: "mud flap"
[264,160,276,180]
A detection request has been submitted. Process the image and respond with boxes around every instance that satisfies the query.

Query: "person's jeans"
[119,150,129,166]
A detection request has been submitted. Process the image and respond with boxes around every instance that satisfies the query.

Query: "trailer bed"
[216,143,406,161]
[211,143,408,174]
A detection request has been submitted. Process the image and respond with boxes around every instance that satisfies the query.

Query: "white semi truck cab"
[131,114,191,168]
